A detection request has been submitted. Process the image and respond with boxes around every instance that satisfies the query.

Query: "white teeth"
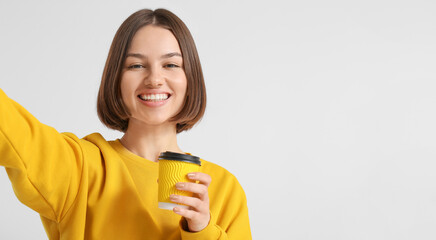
[139,94,169,101]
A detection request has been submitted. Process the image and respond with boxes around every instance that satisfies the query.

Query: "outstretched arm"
[0,88,84,222]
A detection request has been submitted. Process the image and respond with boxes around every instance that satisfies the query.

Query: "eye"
[165,63,180,68]
[127,64,145,69]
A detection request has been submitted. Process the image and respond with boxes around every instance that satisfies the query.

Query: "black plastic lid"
[158,151,201,166]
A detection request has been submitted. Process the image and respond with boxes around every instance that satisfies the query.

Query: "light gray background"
[1,0,435,239]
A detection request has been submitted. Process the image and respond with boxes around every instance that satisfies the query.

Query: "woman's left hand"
[170,172,212,232]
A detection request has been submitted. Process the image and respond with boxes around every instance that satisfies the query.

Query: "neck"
[120,120,182,162]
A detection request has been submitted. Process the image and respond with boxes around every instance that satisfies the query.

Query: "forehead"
[128,25,181,55]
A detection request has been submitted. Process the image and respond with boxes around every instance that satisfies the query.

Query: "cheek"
[172,78,187,110]
[120,77,138,108]
[120,82,130,104]
[179,75,188,97]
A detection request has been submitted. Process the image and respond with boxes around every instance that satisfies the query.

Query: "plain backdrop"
[1,0,436,239]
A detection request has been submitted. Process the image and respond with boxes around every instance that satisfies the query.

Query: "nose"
[144,66,164,88]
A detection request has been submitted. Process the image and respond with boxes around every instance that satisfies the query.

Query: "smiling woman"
[97,9,206,134]
[120,26,188,132]
[0,8,251,239]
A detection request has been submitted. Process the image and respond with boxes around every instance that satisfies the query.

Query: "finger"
[176,182,209,200]
[170,194,206,211]
[173,206,199,220]
[187,172,212,187]
[173,208,210,232]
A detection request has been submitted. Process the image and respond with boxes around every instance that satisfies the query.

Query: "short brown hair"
[97,8,206,133]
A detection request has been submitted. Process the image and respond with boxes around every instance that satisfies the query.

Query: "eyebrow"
[126,52,182,59]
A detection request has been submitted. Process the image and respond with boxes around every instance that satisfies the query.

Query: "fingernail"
[187,173,195,179]
[173,207,180,212]
[176,183,185,189]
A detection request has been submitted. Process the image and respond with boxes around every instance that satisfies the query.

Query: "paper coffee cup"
[158,151,201,210]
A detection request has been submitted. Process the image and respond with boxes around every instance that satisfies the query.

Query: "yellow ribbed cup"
[158,152,201,210]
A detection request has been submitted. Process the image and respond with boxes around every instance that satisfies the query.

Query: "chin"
[138,117,173,127]
[129,112,177,128]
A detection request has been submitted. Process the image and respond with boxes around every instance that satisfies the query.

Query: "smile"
[138,93,170,102]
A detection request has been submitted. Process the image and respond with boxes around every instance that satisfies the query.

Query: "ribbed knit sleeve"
[0,88,83,222]
[180,213,227,240]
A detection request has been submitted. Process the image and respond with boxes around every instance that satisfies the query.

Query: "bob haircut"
[97,8,206,133]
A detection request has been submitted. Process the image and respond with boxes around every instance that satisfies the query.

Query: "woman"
[0,8,251,239]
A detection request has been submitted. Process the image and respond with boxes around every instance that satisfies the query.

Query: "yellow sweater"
[0,89,251,240]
